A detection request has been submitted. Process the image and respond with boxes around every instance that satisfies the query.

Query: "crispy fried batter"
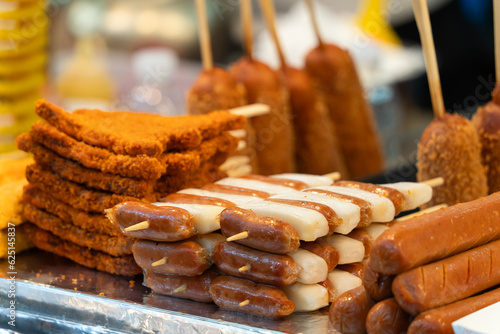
[23,223,141,276]
[35,99,246,156]
[20,122,238,180]
[17,135,156,197]
[25,164,145,213]
[23,185,122,236]
[23,203,134,256]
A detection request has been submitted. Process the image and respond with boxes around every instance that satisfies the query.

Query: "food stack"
[15,99,245,276]
[0,0,47,155]
[328,193,500,334]
[107,173,434,316]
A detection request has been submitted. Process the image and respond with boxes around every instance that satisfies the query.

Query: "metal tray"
[0,250,338,334]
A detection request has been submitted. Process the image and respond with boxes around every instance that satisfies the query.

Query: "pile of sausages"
[330,192,500,334]
[106,172,435,319]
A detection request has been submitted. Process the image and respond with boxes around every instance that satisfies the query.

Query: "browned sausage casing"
[365,298,410,334]
[361,259,394,301]
[369,193,500,275]
[145,267,220,303]
[392,239,500,315]
[408,287,500,334]
[161,193,235,207]
[305,44,384,179]
[280,65,348,176]
[329,286,375,334]
[220,207,300,254]
[300,240,339,271]
[133,239,210,276]
[335,181,404,215]
[213,242,300,286]
[241,174,307,190]
[347,229,372,258]
[337,263,364,279]
[202,183,270,199]
[210,276,295,318]
[106,202,195,242]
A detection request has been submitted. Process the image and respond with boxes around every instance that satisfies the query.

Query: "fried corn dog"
[472,84,500,194]
[280,65,347,176]
[231,57,296,175]
[305,44,384,179]
[417,113,487,206]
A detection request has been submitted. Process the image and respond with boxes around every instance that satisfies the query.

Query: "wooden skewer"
[151,257,167,267]
[412,0,445,119]
[323,172,341,181]
[195,0,213,71]
[239,299,250,306]
[229,103,270,118]
[495,0,500,82]
[238,264,251,272]
[304,0,324,47]
[396,203,448,222]
[226,231,249,242]
[421,176,444,188]
[173,284,187,293]
[241,0,254,59]
[124,220,149,232]
[257,0,287,67]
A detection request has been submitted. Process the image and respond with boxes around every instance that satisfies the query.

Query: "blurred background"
[0,0,495,172]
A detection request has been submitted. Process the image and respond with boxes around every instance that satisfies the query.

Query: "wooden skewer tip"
[173,284,187,293]
[239,299,250,306]
[226,231,249,242]
[151,257,167,267]
[323,172,341,181]
[238,264,251,272]
[422,176,444,188]
[124,220,149,232]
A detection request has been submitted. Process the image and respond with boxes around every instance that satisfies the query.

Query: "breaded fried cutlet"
[23,203,134,257]
[35,99,246,156]
[23,185,122,236]
[25,164,145,213]
[20,123,239,180]
[17,136,155,198]
[23,223,141,276]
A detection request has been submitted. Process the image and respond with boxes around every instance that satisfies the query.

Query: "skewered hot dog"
[346,229,372,258]
[202,183,270,199]
[327,269,363,300]
[329,286,375,334]
[213,241,300,286]
[321,234,364,265]
[408,287,500,334]
[145,267,220,303]
[161,193,235,207]
[305,44,384,179]
[271,173,334,187]
[219,207,300,254]
[210,276,295,318]
[336,263,364,279]
[178,188,262,205]
[300,240,339,271]
[392,239,500,315]
[370,192,500,275]
[241,174,307,190]
[365,298,410,334]
[282,282,329,312]
[106,202,195,242]
[417,113,487,207]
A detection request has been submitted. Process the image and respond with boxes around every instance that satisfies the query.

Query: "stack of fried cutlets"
[15,100,245,276]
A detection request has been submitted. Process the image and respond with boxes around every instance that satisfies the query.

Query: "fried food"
[0,179,27,229]
[23,223,141,276]
[23,185,122,236]
[280,66,347,176]
[23,203,134,257]
[231,57,296,175]
[306,44,384,179]
[25,164,144,213]
[20,123,238,180]
[472,84,500,194]
[417,113,487,207]
[35,99,246,156]
[17,136,156,197]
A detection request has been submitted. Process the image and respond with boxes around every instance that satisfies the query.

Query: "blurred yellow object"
[57,36,116,109]
[0,179,27,229]
[0,52,46,76]
[0,114,38,135]
[0,92,40,115]
[0,33,46,58]
[356,0,401,45]
[0,0,45,20]
[0,156,32,184]
[0,226,33,259]
[0,71,44,97]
